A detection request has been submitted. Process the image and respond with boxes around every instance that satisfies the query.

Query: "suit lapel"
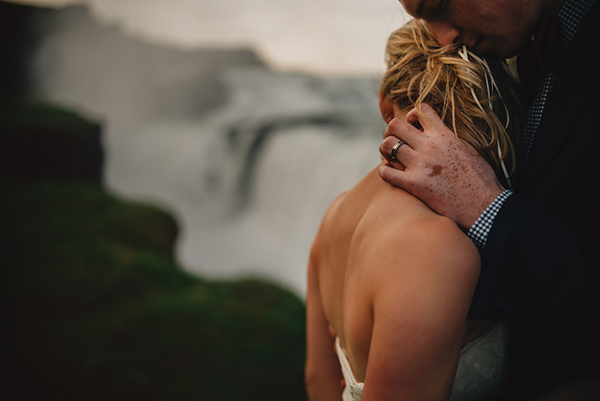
[520,2,600,197]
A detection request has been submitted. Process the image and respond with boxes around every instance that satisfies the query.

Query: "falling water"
[27,5,386,296]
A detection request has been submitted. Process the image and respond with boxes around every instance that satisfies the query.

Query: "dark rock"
[0,102,104,182]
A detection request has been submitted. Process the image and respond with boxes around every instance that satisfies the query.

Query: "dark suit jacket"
[469,2,600,398]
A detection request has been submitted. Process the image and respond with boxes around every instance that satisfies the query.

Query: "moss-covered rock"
[1,97,307,401]
[2,181,307,401]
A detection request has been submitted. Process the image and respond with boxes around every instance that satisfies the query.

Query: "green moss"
[2,182,307,401]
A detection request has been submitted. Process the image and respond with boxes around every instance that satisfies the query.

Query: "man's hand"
[378,103,505,230]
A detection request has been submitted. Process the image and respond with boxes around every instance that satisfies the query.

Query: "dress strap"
[335,337,364,401]
[335,337,358,386]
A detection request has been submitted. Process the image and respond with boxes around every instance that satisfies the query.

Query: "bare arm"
[305,253,343,401]
[378,104,504,229]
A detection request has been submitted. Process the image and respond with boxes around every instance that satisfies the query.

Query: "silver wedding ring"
[390,141,406,161]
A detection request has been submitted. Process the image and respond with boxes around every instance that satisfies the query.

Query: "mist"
[10,0,409,296]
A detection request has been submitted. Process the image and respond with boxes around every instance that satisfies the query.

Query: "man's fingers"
[406,103,445,133]
[379,135,414,167]
[383,117,423,145]
[378,163,411,189]
[379,136,398,163]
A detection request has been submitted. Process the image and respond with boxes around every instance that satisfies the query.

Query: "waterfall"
[27,5,386,297]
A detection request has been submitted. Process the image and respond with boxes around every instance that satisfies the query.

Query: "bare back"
[307,166,484,400]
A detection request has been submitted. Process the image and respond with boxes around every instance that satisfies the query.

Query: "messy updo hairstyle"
[381,19,523,183]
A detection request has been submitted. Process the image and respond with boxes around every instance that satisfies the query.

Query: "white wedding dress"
[335,318,509,401]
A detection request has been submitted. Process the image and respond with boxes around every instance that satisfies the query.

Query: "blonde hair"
[381,19,523,182]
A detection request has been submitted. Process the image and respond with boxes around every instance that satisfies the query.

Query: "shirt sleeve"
[467,190,513,250]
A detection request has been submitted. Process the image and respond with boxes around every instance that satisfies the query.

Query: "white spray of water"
[28,5,388,297]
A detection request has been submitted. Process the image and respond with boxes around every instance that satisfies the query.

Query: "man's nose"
[427,20,460,46]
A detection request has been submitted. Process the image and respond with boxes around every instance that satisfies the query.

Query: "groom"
[378,0,600,398]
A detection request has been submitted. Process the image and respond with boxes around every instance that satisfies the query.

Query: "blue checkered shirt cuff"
[467,190,513,250]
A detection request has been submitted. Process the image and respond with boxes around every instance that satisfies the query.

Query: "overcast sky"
[8,0,409,75]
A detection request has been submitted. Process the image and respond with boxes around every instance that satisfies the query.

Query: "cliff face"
[1,102,306,401]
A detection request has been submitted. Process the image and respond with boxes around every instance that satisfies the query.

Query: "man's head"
[399,0,554,58]
[379,19,523,185]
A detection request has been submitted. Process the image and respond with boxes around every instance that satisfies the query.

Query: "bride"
[305,18,523,401]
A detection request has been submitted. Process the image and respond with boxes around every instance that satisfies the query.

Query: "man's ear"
[378,91,394,123]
